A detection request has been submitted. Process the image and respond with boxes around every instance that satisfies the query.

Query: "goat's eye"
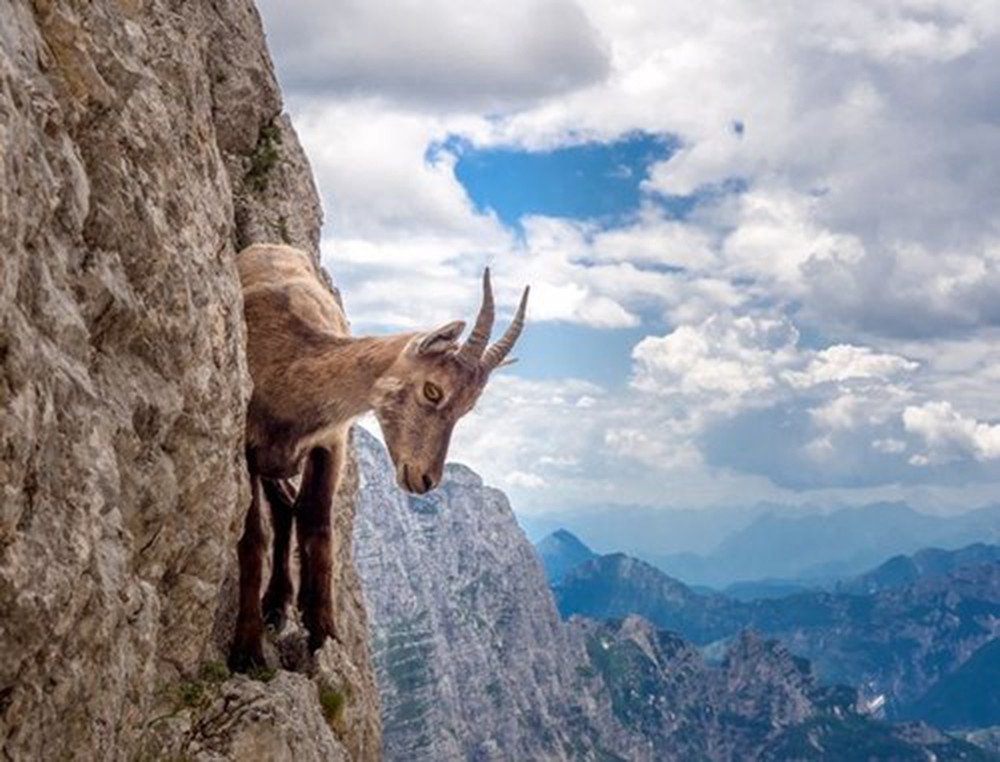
[423,381,443,403]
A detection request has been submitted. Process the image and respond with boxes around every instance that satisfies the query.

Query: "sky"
[255,0,1000,521]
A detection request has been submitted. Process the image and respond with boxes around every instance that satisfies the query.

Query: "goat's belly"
[250,441,304,480]
[248,421,348,479]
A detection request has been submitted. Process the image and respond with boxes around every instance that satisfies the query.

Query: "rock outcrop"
[0,1,378,759]
[352,427,592,761]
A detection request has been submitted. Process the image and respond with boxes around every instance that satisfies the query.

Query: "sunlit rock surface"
[0,2,378,758]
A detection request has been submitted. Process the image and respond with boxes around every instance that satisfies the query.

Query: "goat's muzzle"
[399,463,439,495]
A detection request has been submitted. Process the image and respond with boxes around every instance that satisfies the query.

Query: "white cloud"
[258,0,609,109]
[630,314,800,409]
[293,104,502,242]
[903,400,1000,464]
[527,280,638,328]
[506,471,548,488]
[808,382,913,434]
[805,435,835,462]
[589,210,719,270]
[811,394,865,431]
[872,437,907,454]
[538,455,579,467]
[448,375,610,499]
[718,188,867,292]
[786,344,918,388]
[804,2,995,63]
[603,426,702,469]
[447,374,791,512]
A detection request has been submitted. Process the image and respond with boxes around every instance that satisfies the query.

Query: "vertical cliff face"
[352,428,596,761]
[0,1,378,759]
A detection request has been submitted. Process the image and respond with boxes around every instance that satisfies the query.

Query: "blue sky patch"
[512,320,650,387]
[439,131,678,229]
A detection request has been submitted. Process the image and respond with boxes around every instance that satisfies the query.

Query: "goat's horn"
[482,285,529,371]
[459,268,494,361]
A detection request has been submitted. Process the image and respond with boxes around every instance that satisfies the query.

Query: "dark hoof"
[306,621,340,653]
[228,643,266,674]
[307,631,330,653]
[264,606,287,635]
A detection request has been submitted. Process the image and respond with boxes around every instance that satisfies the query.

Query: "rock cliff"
[351,427,593,761]
[0,1,378,759]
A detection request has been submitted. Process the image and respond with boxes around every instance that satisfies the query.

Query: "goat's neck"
[309,332,416,423]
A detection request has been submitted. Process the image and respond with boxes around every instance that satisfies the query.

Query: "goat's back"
[237,243,349,338]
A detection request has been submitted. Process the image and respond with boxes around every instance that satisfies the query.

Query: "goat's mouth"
[400,463,434,495]
[400,463,418,495]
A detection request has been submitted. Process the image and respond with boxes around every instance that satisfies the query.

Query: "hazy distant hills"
[838,543,1000,595]
[647,502,1000,587]
[553,552,739,643]
[722,579,812,601]
[550,538,1000,721]
[536,528,598,584]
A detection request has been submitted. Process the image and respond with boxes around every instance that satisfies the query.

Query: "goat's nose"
[421,474,434,493]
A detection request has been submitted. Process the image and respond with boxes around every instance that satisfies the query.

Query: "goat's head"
[372,269,528,495]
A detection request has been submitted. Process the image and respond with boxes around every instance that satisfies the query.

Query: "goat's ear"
[415,320,466,355]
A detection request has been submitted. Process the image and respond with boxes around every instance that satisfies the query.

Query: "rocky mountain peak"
[442,461,484,488]
[536,528,598,583]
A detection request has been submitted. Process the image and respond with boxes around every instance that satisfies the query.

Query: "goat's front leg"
[229,466,266,672]
[295,442,342,652]
[261,478,297,634]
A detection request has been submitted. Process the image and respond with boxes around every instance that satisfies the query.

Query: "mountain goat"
[230,243,528,670]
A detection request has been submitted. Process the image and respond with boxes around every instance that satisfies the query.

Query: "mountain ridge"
[555,546,1000,721]
[354,432,993,759]
[649,502,1000,586]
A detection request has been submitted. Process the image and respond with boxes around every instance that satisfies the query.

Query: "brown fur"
[229,243,527,670]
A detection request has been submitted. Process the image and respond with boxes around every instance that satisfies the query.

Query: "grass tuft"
[246,122,283,191]
[317,679,351,730]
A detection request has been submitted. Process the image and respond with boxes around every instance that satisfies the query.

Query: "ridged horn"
[482,285,529,371]
[459,267,495,361]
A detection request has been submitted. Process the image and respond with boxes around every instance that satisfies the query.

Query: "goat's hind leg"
[296,443,342,652]
[229,467,267,672]
[262,478,297,634]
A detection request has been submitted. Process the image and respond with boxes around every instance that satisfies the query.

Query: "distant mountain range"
[548,533,1000,725]
[554,552,739,643]
[645,502,1000,587]
[352,430,995,760]
[838,543,1000,595]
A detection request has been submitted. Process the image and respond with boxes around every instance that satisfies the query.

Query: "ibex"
[230,243,528,670]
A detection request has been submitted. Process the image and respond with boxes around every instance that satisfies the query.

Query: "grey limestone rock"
[0,1,379,758]
[352,427,596,761]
